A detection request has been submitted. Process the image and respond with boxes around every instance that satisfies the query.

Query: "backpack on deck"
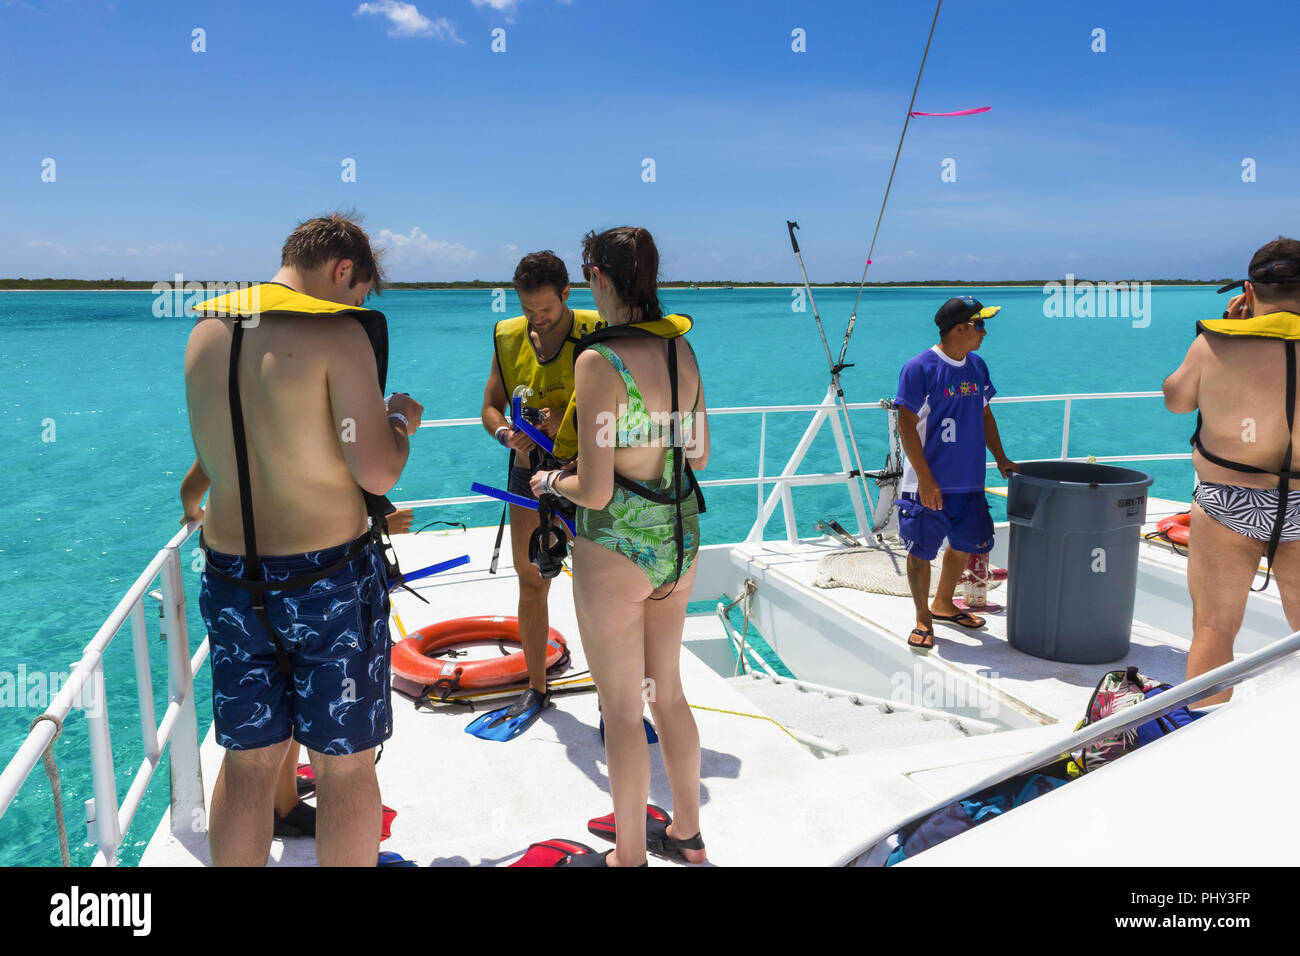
[1071,665,1204,774]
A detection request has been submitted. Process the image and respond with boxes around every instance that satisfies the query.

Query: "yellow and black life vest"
[493,309,603,460]
[494,308,603,410]
[1196,310,1300,342]
[1191,311,1300,588]
[193,281,391,391]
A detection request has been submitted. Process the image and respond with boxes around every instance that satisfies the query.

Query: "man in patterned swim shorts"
[185,214,422,865]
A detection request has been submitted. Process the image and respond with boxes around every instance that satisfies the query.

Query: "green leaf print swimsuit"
[575,343,702,588]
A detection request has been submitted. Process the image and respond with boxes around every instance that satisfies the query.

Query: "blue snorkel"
[510,393,556,456]
[471,482,576,536]
[391,554,471,588]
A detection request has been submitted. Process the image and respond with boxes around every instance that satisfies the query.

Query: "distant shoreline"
[0,278,1230,292]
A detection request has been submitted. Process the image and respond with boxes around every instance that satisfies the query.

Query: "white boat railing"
[399,387,1192,544]
[0,388,1192,865]
[0,523,207,866]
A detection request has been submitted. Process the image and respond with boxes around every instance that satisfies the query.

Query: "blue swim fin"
[598,714,659,745]
[465,688,549,742]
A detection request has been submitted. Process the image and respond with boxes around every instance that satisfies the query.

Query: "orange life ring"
[390,615,568,694]
[1155,513,1190,546]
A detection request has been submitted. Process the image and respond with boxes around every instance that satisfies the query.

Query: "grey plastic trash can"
[1006,461,1154,664]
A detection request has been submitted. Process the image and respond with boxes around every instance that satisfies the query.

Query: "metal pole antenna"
[787,221,875,517]
[843,0,945,367]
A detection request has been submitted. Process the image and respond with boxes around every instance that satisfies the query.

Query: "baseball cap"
[935,295,1002,333]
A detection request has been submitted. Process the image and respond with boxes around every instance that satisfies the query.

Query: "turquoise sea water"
[0,285,1211,865]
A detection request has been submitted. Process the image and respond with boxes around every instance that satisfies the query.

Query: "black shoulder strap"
[228,321,260,571]
[227,321,293,675]
[573,320,674,357]
[1255,340,1298,591]
[645,338,684,601]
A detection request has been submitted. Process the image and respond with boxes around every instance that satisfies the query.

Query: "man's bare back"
[185,313,388,555]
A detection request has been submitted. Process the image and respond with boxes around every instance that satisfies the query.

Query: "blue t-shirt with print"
[895,346,996,494]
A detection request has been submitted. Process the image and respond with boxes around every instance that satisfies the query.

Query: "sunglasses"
[581,259,595,282]
[968,319,986,331]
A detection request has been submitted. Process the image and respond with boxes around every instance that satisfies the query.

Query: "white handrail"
[833,628,1300,867]
[0,522,208,866]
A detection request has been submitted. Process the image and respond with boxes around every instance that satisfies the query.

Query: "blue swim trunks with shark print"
[199,537,392,754]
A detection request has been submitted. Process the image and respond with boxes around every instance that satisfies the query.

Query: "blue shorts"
[199,536,392,754]
[508,464,536,500]
[897,491,994,562]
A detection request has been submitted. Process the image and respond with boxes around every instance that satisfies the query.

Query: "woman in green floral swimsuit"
[531,226,710,867]
[571,340,701,587]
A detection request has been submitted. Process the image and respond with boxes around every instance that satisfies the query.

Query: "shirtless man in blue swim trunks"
[1164,238,1300,704]
[895,297,1017,651]
[184,214,422,865]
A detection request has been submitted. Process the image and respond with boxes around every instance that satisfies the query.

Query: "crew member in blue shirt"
[894,296,1017,650]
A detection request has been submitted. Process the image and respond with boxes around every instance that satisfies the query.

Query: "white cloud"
[25,239,69,256]
[378,226,477,268]
[355,2,464,42]
[473,0,566,23]
[122,243,187,257]
[473,0,520,19]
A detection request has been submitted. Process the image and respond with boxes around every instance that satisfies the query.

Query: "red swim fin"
[509,838,597,867]
[586,804,671,841]
[296,763,316,799]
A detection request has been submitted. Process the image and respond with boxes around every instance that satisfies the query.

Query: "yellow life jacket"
[1196,310,1300,341]
[551,313,693,459]
[493,309,603,460]
[192,281,391,390]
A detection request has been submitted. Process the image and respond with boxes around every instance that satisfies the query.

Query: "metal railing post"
[84,658,121,864]
[1060,398,1073,459]
[129,603,159,762]
[160,547,205,839]
[746,388,835,541]
[757,411,767,529]
[825,400,872,535]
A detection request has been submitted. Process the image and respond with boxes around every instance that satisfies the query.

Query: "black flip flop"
[929,610,986,630]
[908,627,935,651]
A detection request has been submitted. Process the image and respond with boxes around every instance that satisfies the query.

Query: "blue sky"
[2,0,1297,282]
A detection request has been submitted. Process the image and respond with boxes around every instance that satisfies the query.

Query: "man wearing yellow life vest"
[479,252,603,726]
[1163,238,1300,704]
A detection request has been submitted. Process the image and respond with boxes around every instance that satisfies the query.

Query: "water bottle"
[962,552,989,607]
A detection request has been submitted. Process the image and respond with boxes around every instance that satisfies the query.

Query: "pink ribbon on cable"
[908,106,991,117]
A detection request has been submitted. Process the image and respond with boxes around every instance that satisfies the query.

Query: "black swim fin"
[598,713,659,744]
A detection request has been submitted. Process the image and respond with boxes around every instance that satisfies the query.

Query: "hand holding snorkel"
[498,385,559,456]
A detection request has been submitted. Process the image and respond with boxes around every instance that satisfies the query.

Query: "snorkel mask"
[528,498,568,578]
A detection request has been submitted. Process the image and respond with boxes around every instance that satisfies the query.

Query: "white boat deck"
[141,492,1291,867]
